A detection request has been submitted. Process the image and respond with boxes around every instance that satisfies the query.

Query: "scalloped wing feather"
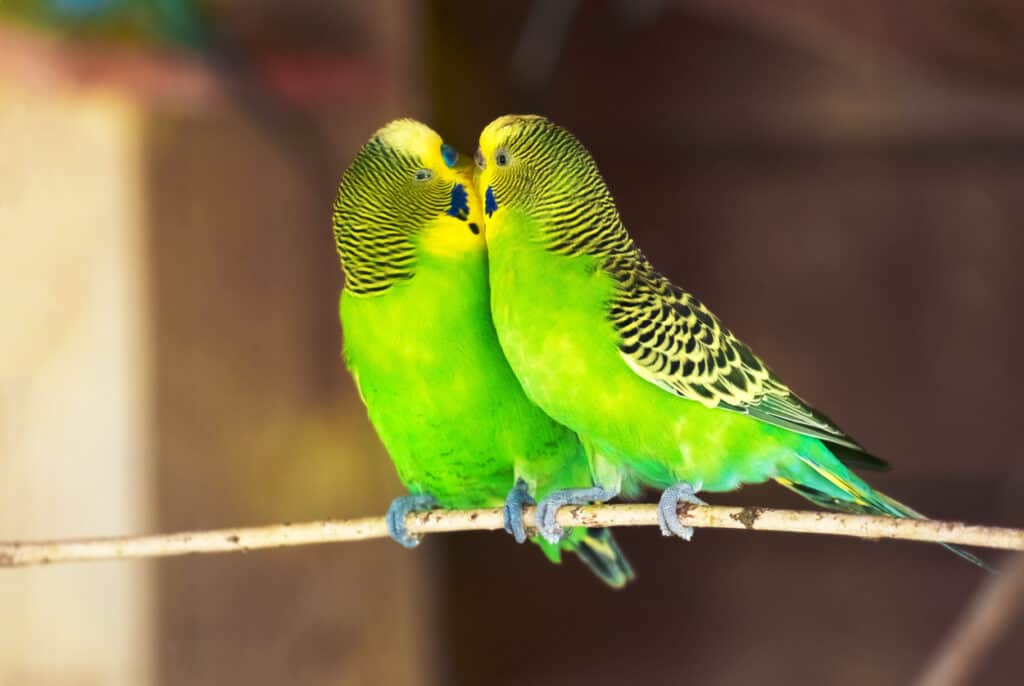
[610,260,887,469]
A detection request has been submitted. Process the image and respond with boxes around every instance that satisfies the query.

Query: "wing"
[608,260,887,470]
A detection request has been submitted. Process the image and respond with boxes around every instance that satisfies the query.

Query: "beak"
[473,148,487,197]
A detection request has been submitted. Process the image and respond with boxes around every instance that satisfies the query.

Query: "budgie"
[474,114,986,568]
[333,119,634,587]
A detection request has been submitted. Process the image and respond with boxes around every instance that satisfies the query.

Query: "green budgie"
[333,119,634,587]
[474,114,986,568]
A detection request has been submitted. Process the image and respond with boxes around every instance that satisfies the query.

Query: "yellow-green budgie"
[474,114,987,569]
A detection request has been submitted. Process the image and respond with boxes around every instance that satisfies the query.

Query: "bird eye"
[414,168,433,182]
[474,148,486,170]
[495,149,511,167]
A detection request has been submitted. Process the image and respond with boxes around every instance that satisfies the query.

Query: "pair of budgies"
[333,122,634,586]
[333,116,985,588]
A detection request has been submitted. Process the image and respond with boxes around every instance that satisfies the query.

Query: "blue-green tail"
[536,528,636,588]
[573,529,636,588]
[777,450,993,572]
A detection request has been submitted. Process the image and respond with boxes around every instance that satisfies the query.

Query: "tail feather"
[871,492,995,572]
[777,455,994,573]
[571,528,636,588]
[533,527,635,588]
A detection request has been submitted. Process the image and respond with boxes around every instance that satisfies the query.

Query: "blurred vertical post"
[0,89,153,684]
[0,1,435,684]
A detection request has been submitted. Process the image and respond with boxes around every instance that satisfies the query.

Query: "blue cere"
[440,143,458,168]
[447,183,469,219]
[485,186,498,217]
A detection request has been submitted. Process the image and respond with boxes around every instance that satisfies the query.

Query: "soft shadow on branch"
[2,504,1022,568]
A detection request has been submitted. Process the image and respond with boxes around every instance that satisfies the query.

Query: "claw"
[385,493,437,548]
[503,478,535,544]
[535,486,618,544]
[657,483,705,540]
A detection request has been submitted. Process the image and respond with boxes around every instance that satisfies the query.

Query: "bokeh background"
[2,1,1023,684]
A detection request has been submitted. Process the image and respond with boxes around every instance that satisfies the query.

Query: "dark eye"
[414,168,433,182]
[495,149,510,167]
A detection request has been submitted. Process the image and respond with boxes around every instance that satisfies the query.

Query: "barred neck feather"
[497,120,639,264]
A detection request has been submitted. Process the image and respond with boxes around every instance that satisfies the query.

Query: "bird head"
[333,119,484,294]
[474,114,607,242]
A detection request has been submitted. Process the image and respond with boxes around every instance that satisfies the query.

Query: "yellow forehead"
[375,118,446,167]
[478,114,547,153]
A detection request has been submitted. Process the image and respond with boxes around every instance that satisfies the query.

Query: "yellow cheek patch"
[419,215,485,258]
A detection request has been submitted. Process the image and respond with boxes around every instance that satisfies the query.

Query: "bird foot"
[535,486,618,544]
[385,493,437,548]
[657,483,705,540]
[503,478,535,544]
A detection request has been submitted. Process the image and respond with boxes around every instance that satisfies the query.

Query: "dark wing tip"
[828,443,891,472]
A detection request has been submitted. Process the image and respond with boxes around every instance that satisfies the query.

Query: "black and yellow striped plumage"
[609,271,887,465]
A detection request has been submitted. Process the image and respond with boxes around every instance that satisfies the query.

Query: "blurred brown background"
[1,1,1022,684]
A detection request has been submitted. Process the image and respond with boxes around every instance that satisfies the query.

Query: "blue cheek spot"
[485,187,498,217]
[440,143,458,168]
[447,183,469,220]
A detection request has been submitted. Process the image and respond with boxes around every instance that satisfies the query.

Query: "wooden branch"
[2,504,1021,568]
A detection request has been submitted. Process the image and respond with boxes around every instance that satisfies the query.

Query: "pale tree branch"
[914,553,1024,686]
[1,504,1022,568]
